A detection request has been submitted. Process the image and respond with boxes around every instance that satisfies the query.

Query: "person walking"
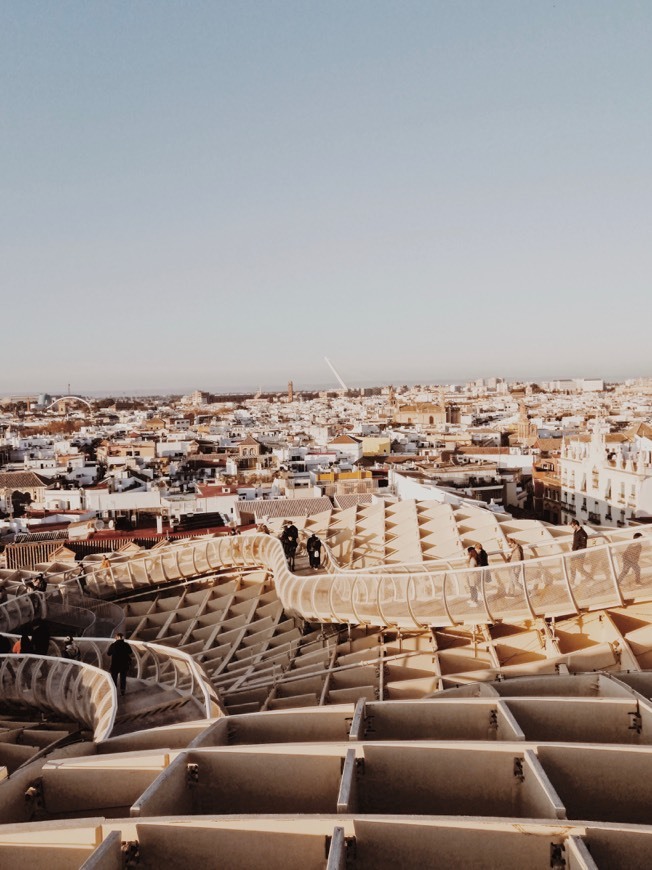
[466,546,480,606]
[306,533,322,569]
[77,564,88,594]
[281,522,299,571]
[618,533,644,586]
[569,519,591,585]
[501,538,524,596]
[107,633,133,697]
[475,542,493,592]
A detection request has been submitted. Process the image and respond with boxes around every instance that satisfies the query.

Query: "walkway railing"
[49,637,222,720]
[1,635,222,721]
[0,654,116,742]
[0,588,124,638]
[65,529,652,630]
[0,592,43,635]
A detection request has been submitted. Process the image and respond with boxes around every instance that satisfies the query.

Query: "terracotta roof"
[0,471,49,489]
[534,438,563,453]
[196,485,236,498]
[457,447,512,455]
[27,521,70,532]
[239,435,262,446]
[329,435,362,445]
[236,497,332,521]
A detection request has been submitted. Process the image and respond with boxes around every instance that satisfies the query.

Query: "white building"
[326,434,363,463]
[560,422,652,525]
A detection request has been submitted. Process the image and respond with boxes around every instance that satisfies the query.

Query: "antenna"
[324,357,349,391]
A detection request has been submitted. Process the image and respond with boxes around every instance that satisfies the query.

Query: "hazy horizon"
[2,370,646,400]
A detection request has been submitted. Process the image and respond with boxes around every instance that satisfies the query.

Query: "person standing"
[12,632,33,654]
[281,522,299,571]
[107,633,133,697]
[503,538,524,564]
[466,546,480,605]
[78,564,88,595]
[502,538,524,595]
[475,542,492,591]
[31,620,51,655]
[569,519,591,585]
[63,636,81,660]
[306,533,322,569]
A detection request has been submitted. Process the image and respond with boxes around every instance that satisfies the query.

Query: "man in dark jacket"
[31,620,51,655]
[281,522,299,570]
[306,533,322,569]
[107,633,133,696]
[569,519,591,585]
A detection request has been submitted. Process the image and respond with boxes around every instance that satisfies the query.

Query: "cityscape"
[3,0,652,867]
[2,374,652,866]
[2,374,652,542]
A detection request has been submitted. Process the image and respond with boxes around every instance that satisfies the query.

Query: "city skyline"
[0,371,641,400]
[2,1,651,392]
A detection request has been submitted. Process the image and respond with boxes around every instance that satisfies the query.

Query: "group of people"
[463,523,646,605]
[8,626,132,696]
[279,522,322,570]
[570,520,644,587]
[9,623,81,660]
[11,620,52,655]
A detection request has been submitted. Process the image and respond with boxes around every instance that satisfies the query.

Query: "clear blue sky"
[1,0,651,394]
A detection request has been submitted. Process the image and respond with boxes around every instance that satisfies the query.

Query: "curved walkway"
[72,529,652,630]
[0,654,116,742]
[0,588,125,638]
[0,636,220,732]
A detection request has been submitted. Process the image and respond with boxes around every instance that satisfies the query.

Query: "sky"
[1,0,651,394]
